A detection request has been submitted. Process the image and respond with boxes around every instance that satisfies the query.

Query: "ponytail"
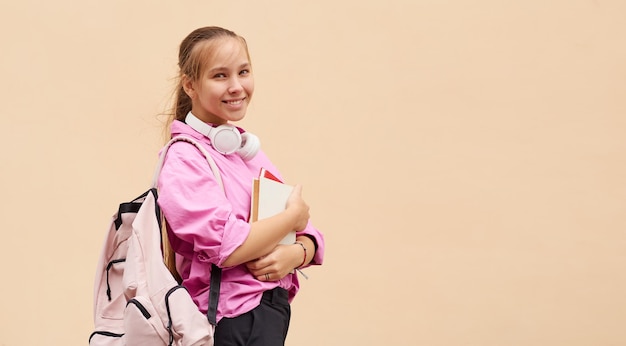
[174,84,192,122]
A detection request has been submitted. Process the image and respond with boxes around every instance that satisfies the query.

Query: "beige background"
[1,1,625,345]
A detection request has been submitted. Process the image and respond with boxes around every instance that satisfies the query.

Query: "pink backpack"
[90,136,224,346]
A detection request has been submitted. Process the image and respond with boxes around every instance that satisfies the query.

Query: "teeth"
[226,100,243,105]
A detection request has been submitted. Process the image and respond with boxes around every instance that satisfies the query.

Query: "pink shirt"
[157,120,325,323]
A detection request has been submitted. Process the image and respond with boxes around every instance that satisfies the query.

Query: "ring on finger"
[265,273,270,281]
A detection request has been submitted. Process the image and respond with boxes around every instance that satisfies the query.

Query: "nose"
[228,77,243,94]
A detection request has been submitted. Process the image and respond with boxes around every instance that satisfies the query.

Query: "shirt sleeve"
[156,142,251,267]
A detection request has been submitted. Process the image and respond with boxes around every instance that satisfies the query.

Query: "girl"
[157,26,325,346]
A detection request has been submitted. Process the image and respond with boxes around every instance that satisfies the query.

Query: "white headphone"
[184,112,260,161]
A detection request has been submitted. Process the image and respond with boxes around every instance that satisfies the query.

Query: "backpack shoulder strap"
[151,135,224,191]
[152,135,224,327]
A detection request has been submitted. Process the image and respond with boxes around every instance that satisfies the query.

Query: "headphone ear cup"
[210,125,242,155]
[238,132,260,161]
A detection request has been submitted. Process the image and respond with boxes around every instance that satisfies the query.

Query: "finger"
[255,272,270,281]
[248,254,273,268]
[294,184,302,195]
[246,260,261,270]
[290,184,302,198]
[249,258,273,271]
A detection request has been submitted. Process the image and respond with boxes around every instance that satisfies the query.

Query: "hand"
[246,244,302,282]
[286,185,310,232]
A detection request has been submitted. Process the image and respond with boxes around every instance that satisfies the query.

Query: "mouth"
[223,98,246,105]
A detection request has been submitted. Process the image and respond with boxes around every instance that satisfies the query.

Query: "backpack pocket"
[88,330,124,346]
[124,295,169,345]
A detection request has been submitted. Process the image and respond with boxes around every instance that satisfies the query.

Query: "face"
[185,37,254,125]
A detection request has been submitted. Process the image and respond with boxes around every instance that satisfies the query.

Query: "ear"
[182,74,196,99]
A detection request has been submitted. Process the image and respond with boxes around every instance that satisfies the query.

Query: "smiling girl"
[157,26,325,345]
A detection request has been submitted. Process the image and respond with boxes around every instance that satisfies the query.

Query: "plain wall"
[1,1,625,345]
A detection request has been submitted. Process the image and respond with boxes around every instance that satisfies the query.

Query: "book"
[250,168,296,245]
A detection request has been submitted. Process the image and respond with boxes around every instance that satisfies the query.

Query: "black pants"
[214,288,291,346]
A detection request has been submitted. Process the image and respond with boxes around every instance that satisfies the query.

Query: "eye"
[213,73,227,78]
[239,69,250,76]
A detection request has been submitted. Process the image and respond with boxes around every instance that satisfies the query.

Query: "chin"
[228,112,248,122]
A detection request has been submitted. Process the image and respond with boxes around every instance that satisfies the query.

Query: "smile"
[223,98,245,105]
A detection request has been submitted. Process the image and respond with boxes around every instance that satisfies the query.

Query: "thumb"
[291,184,303,197]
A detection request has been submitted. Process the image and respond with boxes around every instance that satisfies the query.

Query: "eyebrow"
[208,62,251,74]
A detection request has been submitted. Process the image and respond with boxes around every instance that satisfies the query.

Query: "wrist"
[283,206,300,230]
[294,241,307,269]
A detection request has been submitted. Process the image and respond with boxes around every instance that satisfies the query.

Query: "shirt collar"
[170,120,206,141]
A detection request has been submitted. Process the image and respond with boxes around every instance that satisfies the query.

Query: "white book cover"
[252,176,296,244]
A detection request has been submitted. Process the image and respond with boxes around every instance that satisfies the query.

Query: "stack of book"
[249,168,295,245]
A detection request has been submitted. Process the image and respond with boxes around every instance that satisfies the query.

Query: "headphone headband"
[184,112,218,138]
[184,112,260,160]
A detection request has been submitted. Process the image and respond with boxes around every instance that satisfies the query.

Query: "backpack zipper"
[89,330,124,343]
[105,258,126,301]
[127,299,151,319]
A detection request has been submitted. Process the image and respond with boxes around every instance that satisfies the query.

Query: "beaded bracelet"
[294,241,307,268]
